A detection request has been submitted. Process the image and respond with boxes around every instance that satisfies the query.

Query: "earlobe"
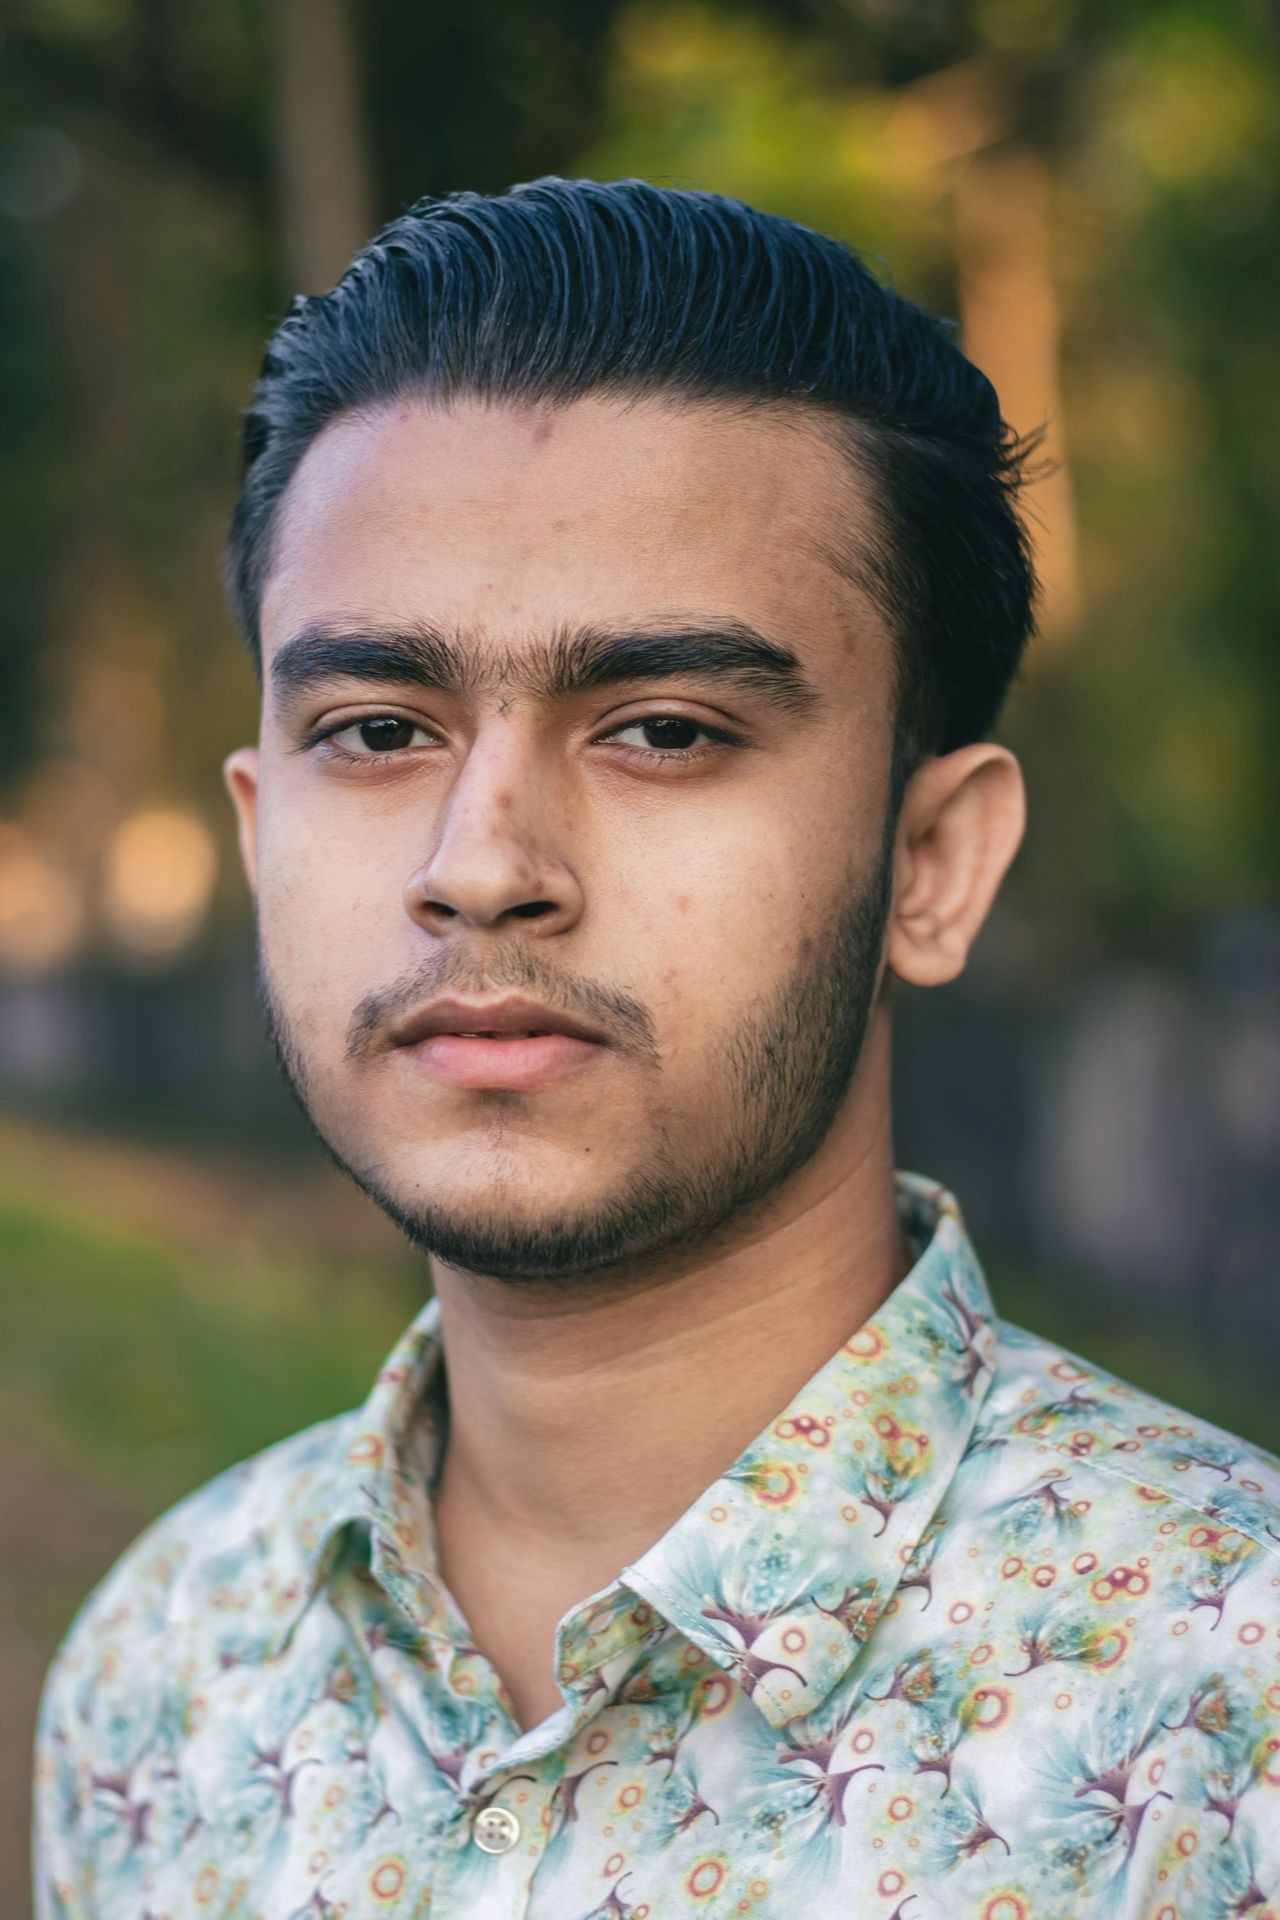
[222,746,261,896]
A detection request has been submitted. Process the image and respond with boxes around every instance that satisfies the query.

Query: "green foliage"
[0,1183,421,1515]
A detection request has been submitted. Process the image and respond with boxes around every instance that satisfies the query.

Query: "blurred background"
[2,0,1279,1900]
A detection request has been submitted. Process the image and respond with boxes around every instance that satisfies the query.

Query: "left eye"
[328,717,429,754]
[607,716,721,753]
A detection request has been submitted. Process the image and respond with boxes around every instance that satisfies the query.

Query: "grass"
[0,1178,423,1522]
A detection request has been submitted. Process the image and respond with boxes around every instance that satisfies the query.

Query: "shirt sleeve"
[31,1643,93,1920]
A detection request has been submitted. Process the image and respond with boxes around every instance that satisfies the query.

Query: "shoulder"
[36,1406,361,1742]
[970,1316,1280,1552]
[32,1411,364,1911]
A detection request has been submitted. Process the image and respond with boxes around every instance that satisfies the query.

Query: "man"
[34,178,1280,1919]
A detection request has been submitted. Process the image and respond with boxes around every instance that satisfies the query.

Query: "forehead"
[259,393,880,671]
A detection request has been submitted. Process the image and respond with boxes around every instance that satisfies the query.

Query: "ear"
[885,744,1026,988]
[222,746,261,897]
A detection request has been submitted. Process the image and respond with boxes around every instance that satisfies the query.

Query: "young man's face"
[226,395,914,1284]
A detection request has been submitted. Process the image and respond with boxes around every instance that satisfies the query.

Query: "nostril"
[513,901,557,918]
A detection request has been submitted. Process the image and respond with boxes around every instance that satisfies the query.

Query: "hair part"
[224,175,1041,821]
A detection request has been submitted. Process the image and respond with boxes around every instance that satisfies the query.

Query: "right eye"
[323,716,433,756]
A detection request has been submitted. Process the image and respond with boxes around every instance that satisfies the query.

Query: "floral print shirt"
[33,1170,1280,1920]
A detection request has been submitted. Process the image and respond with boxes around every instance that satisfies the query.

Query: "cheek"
[254,796,401,1020]
[621,806,820,1037]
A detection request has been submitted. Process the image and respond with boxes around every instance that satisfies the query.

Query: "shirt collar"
[618,1171,998,1726]
[279,1171,998,1731]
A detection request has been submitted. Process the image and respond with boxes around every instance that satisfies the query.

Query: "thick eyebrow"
[268,618,823,720]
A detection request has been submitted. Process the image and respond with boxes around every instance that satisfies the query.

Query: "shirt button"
[472,1805,521,1854]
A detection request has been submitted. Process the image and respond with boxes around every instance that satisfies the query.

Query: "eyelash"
[305,713,742,769]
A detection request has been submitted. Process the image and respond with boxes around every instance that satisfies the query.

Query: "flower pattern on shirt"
[33,1170,1280,1919]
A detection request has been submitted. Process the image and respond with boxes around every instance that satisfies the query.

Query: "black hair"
[224,176,1040,818]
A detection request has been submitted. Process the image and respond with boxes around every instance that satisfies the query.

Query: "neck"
[430,1030,914,1592]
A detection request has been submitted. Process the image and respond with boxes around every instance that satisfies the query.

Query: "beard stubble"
[259,804,898,1288]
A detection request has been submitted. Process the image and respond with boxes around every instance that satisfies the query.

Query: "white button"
[472,1805,521,1854]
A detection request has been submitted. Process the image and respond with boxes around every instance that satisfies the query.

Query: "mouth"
[391,997,610,1091]
[405,1030,606,1091]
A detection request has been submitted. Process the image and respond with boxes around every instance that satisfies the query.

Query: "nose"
[403,726,585,937]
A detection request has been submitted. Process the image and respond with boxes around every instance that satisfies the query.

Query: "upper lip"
[393,995,608,1047]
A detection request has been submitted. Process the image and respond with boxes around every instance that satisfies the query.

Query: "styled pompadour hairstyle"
[224,175,1040,818]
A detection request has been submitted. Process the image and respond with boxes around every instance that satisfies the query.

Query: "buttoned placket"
[429,1666,619,1913]
[427,1587,672,1916]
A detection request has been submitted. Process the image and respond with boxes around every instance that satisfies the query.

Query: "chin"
[386,1148,608,1219]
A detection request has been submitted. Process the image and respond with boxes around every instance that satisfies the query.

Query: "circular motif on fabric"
[1093,1628,1128,1670]
[969,1686,1013,1732]
[697,1673,734,1719]
[845,1327,885,1360]
[878,1870,905,1896]
[685,1856,727,1899]
[753,1464,799,1507]
[368,1855,408,1897]
[979,1897,1029,1920]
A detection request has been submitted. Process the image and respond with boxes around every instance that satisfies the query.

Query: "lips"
[391,995,608,1050]
[451,1028,548,1038]
[403,1024,607,1092]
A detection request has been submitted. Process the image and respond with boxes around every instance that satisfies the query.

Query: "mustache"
[342,955,658,1064]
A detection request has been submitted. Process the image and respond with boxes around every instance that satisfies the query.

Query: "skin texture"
[225,393,1026,1728]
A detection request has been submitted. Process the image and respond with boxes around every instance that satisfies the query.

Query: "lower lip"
[409,1032,606,1090]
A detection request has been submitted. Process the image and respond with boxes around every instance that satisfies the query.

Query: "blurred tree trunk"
[954,149,1081,646]
[270,0,375,293]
